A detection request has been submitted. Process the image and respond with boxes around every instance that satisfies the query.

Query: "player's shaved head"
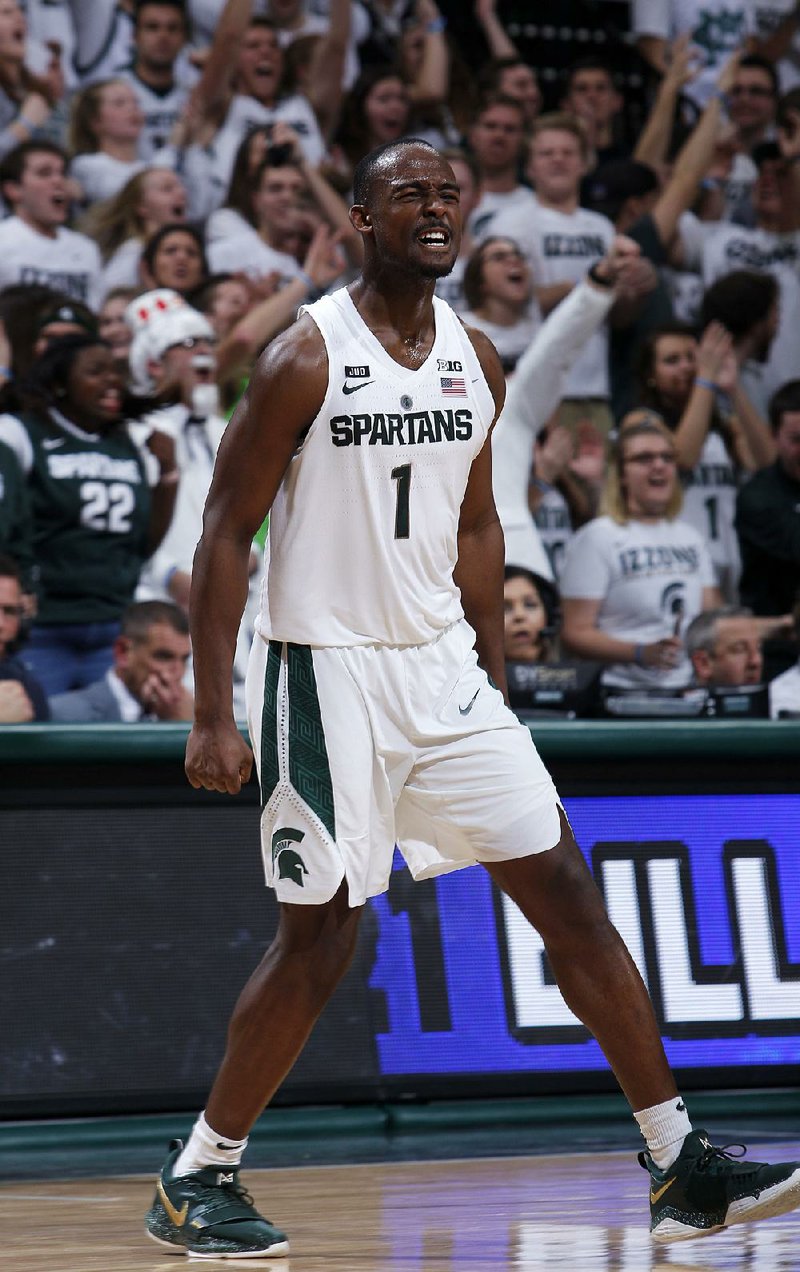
[352,137,438,207]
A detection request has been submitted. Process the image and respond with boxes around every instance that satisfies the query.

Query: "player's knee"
[276,901,361,992]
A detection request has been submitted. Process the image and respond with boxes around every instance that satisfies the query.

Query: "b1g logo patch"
[345,364,370,378]
[438,359,462,372]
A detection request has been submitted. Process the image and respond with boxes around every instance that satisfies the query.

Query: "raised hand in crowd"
[696,321,736,391]
[302,223,348,295]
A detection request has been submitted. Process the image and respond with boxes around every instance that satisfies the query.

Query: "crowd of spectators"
[0,0,799,723]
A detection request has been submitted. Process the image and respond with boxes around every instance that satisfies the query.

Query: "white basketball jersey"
[257,287,496,647]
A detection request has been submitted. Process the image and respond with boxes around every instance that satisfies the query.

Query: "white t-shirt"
[467,186,537,244]
[71,152,146,205]
[205,206,254,246]
[632,0,757,104]
[532,483,573,583]
[492,195,615,399]
[680,429,741,601]
[207,233,302,286]
[117,70,189,159]
[769,664,800,717]
[686,219,800,413]
[22,0,77,89]
[434,254,468,314]
[0,216,102,309]
[207,93,326,209]
[754,0,800,91]
[100,237,143,296]
[560,514,715,687]
[459,308,539,373]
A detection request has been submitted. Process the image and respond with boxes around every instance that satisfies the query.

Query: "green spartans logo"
[271,827,309,887]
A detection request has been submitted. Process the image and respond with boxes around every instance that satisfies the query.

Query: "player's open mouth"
[417,230,450,248]
[98,390,121,413]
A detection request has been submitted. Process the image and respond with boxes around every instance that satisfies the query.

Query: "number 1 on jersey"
[391,463,411,539]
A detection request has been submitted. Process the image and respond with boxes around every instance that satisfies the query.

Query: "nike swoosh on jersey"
[342,380,375,395]
[42,438,65,449]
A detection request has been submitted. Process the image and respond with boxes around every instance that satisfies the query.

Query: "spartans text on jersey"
[330,408,473,447]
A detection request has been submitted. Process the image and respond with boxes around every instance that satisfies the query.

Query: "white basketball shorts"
[245,618,563,907]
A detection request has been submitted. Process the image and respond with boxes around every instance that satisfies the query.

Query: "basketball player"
[145,139,800,1258]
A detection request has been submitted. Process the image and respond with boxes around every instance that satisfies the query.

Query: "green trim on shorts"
[260,639,282,807]
[287,643,336,840]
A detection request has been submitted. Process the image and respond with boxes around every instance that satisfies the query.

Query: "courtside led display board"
[1,726,798,1114]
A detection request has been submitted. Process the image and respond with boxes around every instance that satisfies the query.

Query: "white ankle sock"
[174,1112,248,1176]
[634,1096,693,1170]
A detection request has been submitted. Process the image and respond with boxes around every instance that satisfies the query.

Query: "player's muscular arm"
[185,316,327,795]
[454,327,509,699]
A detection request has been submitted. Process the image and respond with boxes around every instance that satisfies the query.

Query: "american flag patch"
[440,376,466,396]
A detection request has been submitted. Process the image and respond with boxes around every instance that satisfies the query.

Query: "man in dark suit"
[49,600,193,722]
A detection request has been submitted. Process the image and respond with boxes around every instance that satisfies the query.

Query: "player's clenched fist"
[185,721,254,794]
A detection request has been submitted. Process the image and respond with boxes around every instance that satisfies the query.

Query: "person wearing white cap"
[127,289,224,609]
[127,288,261,713]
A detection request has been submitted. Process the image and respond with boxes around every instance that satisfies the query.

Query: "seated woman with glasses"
[559,418,722,690]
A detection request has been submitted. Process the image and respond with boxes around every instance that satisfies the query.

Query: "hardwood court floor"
[2,1147,800,1271]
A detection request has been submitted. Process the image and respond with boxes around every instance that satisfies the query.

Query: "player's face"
[237,26,283,104]
[504,575,546,662]
[0,574,22,656]
[527,129,586,203]
[117,622,191,704]
[137,168,188,228]
[11,151,68,229]
[363,149,462,279]
[364,76,410,145]
[776,410,800,482]
[135,4,187,69]
[651,333,697,403]
[705,618,763,686]
[65,345,124,426]
[479,238,532,307]
[96,81,144,143]
[620,434,678,519]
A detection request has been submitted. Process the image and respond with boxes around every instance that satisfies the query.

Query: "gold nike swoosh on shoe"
[157,1179,189,1227]
[650,1177,677,1204]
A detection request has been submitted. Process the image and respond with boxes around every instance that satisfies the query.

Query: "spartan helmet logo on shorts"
[271,828,309,886]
